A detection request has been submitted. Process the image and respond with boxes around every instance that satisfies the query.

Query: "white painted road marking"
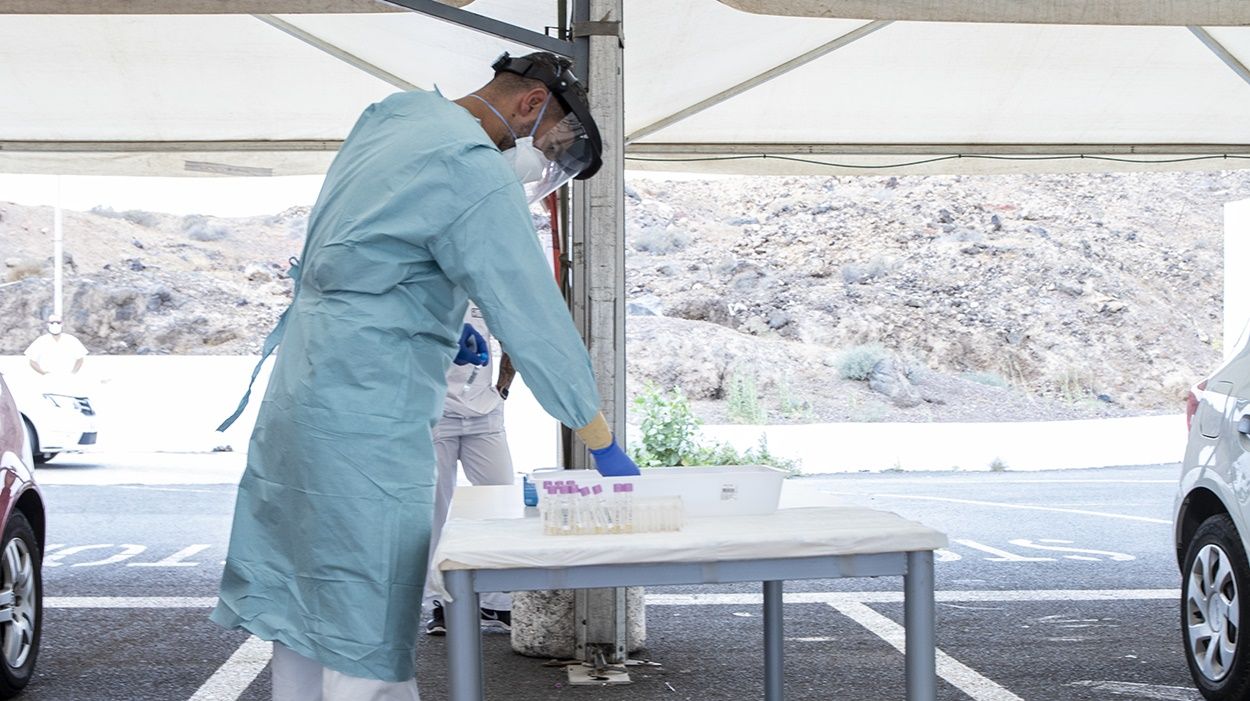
[47,597,218,608]
[1067,680,1201,700]
[859,493,1172,524]
[1009,539,1135,561]
[954,539,1056,562]
[832,601,1024,701]
[45,544,147,567]
[188,635,270,701]
[128,544,212,567]
[38,590,1182,701]
[44,544,216,568]
[644,589,1179,606]
[43,589,1179,610]
[38,537,1146,568]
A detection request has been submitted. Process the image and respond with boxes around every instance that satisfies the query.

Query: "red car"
[0,373,44,697]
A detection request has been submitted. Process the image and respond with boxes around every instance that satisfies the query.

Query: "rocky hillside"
[1,170,1243,422]
[624,172,1234,416]
[0,205,305,354]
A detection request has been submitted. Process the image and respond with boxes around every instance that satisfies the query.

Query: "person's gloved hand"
[454,324,489,366]
[590,437,640,477]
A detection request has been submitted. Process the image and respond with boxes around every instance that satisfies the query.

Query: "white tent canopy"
[4,0,1250,176]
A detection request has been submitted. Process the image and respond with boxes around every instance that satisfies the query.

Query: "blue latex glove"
[454,323,489,366]
[591,437,640,477]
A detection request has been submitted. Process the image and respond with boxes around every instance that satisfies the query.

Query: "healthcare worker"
[211,51,639,700]
[423,305,516,636]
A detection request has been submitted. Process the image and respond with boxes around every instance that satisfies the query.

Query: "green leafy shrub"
[727,371,765,424]
[695,435,801,476]
[629,385,800,475]
[629,385,702,468]
[836,343,888,380]
[777,373,811,420]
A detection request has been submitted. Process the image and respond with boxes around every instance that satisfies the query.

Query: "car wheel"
[21,420,54,465]
[0,511,39,699]
[1184,514,1250,700]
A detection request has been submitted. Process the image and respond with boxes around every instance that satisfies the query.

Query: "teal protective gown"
[210,89,602,682]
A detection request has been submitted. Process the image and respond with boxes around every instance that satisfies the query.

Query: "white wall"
[1,355,1185,474]
[1225,199,1250,359]
[0,355,563,471]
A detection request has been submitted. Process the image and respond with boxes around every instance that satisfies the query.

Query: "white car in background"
[9,382,96,464]
[1177,327,1250,700]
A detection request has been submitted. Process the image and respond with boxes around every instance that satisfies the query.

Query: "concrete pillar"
[511,0,646,662]
[510,588,646,659]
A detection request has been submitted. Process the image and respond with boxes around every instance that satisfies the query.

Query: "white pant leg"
[458,420,514,611]
[272,642,421,701]
[459,429,514,487]
[322,667,420,701]
[272,642,323,701]
[423,427,462,609]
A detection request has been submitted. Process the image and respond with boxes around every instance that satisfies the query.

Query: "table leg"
[904,551,936,701]
[763,579,784,701]
[445,570,483,701]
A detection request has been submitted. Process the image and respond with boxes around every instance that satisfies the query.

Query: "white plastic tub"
[530,465,786,517]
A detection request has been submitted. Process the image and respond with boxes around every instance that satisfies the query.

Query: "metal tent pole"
[569,0,633,675]
[53,176,63,319]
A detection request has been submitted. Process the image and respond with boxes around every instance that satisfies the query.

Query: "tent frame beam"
[1189,26,1250,88]
[383,0,573,56]
[626,142,1250,155]
[0,140,341,152]
[624,20,891,145]
[9,141,1249,157]
[1,1,404,13]
[253,14,421,91]
[722,0,1250,26]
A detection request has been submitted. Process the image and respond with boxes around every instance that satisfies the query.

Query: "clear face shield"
[524,112,597,204]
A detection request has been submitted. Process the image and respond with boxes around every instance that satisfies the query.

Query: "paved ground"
[23,458,1197,700]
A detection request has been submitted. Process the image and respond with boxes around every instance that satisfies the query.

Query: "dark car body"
[0,373,44,697]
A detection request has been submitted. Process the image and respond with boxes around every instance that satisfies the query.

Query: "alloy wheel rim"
[1187,543,1240,681]
[0,537,35,669]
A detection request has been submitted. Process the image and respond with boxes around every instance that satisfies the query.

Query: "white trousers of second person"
[271,642,419,701]
[425,407,513,610]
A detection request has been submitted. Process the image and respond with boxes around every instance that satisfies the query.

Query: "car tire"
[1183,513,1250,700]
[0,511,39,699]
[20,420,54,465]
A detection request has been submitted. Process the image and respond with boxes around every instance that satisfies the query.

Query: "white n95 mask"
[502,137,549,185]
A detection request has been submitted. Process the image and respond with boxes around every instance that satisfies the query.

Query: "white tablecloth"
[433,506,948,598]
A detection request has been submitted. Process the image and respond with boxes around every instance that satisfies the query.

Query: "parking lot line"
[833,601,1024,701]
[188,635,270,701]
[46,596,218,608]
[855,493,1172,524]
[645,589,1178,606]
[1067,680,1201,700]
[41,589,1179,611]
[39,591,1180,701]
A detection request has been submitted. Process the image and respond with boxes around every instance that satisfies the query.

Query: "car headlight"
[43,394,94,416]
[42,393,68,409]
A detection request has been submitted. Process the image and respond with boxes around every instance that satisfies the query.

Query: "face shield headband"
[490,52,603,181]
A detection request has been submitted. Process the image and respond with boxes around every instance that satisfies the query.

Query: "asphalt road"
[21,460,1195,701]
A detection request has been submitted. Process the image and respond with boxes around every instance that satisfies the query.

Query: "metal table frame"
[442,549,937,700]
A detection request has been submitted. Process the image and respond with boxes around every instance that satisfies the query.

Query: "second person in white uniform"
[424,304,515,634]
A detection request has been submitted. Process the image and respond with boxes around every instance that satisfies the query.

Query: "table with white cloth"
[433,486,948,701]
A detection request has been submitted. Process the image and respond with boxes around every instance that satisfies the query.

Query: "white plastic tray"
[530,465,786,517]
